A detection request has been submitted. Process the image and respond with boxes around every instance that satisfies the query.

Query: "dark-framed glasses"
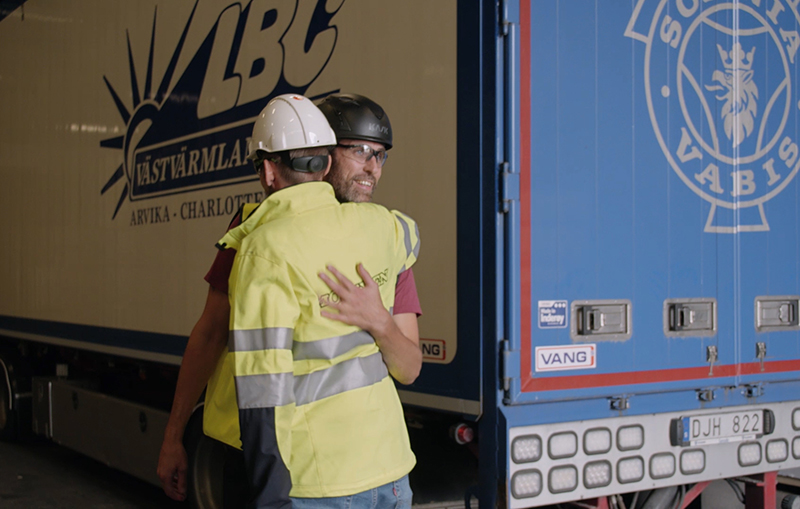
[337,143,389,167]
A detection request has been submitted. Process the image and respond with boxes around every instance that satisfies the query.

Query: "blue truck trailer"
[3,0,800,507]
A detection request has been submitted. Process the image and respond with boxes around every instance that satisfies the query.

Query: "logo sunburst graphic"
[99,1,342,221]
[99,3,199,219]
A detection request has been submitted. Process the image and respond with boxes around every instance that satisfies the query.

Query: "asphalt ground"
[0,428,477,509]
[0,439,182,509]
[11,432,795,509]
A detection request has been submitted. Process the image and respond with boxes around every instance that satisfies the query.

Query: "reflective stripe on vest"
[294,352,388,406]
[394,211,419,273]
[229,328,293,352]
[292,330,375,361]
[397,217,413,261]
[235,372,294,408]
[232,330,388,409]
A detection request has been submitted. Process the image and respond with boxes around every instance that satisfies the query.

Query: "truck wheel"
[184,406,247,509]
[0,357,15,440]
[0,352,28,441]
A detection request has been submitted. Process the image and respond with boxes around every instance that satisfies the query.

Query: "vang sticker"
[626,0,800,233]
[535,344,596,372]
[100,0,342,222]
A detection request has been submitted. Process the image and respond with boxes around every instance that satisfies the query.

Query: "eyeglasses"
[336,144,389,167]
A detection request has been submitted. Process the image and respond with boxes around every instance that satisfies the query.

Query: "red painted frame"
[515,1,800,394]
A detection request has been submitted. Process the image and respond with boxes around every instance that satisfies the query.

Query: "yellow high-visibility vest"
[204,181,419,498]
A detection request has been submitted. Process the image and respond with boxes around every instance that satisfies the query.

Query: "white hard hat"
[248,94,337,159]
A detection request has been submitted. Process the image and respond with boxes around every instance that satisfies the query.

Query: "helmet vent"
[369,105,385,120]
[335,111,352,132]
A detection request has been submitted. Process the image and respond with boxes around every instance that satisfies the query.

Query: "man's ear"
[260,159,276,187]
[321,154,332,178]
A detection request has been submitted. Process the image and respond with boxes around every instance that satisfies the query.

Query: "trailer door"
[723,5,800,388]
[505,0,758,406]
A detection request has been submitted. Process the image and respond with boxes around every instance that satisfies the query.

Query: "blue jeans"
[290,476,412,509]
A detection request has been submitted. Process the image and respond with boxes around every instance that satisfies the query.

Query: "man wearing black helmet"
[314,93,423,386]
[157,93,422,506]
[317,93,391,203]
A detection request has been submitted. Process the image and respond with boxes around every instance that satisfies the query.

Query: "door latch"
[706,345,718,376]
[756,342,767,372]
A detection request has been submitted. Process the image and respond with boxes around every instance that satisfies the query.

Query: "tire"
[0,356,16,440]
[0,351,30,441]
[184,405,249,509]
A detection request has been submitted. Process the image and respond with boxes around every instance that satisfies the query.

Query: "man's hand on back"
[319,263,394,335]
[319,263,422,384]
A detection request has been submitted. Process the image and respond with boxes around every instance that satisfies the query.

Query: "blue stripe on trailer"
[0,314,187,358]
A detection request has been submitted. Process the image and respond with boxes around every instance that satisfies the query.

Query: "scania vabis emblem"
[627,0,800,232]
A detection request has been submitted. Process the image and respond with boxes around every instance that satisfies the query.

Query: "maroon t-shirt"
[204,210,422,316]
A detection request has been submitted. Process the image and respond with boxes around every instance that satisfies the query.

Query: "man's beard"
[325,160,377,203]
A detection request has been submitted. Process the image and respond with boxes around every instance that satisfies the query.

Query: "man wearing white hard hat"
[158,92,422,509]
[208,94,418,508]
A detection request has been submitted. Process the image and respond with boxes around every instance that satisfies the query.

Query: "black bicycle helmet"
[315,93,393,149]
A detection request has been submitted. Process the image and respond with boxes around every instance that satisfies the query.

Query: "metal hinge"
[609,396,630,412]
[501,339,520,393]
[500,162,519,213]
[743,383,764,399]
[697,388,716,402]
[500,0,512,36]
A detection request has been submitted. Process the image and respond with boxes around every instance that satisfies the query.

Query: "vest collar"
[216,181,337,251]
